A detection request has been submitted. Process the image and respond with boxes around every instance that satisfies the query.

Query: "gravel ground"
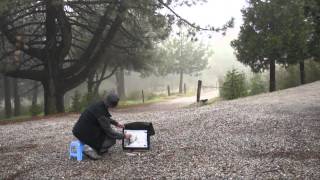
[0,81,319,179]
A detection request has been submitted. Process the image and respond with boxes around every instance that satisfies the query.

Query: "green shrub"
[221,68,247,100]
[146,92,157,100]
[71,91,82,112]
[276,66,300,90]
[29,104,42,116]
[249,74,267,95]
[276,60,320,90]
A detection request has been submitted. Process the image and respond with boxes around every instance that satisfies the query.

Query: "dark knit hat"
[104,93,120,108]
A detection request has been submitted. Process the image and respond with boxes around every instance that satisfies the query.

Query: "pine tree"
[221,69,247,100]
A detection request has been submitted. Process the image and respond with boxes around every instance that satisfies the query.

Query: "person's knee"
[103,138,116,148]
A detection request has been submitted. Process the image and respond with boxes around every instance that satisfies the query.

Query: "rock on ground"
[0,81,319,179]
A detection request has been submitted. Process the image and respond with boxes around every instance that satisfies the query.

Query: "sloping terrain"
[0,81,319,179]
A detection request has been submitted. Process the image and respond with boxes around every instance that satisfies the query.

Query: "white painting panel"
[123,130,148,148]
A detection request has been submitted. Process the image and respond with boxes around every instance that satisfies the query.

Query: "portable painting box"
[122,122,155,150]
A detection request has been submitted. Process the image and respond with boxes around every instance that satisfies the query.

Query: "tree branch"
[5,69,45,81]
[69,19,95,34]
[5,9,45,26]
[0,50,14,61]
[98,65,118,82]
[157,0,234,32]
[66,0,114,6]
[0,16,44,59]
[63,0,127,91]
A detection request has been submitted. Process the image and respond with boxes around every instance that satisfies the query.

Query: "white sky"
[170,0,250,75]
[175,0,247,31]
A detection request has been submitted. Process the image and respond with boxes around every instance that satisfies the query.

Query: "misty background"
[64,0,249,104]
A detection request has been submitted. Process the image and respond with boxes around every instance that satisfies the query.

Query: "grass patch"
[1,115,33,121]
[0,112,77,125]
[118,92,194,108]
[0,114,40,125]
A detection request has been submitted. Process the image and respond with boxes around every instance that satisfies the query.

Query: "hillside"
[0,81,319,179]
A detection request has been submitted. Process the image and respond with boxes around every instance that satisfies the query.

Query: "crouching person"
[72,93,131,160]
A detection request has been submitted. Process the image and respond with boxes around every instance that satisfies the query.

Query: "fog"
[91,0,250,97]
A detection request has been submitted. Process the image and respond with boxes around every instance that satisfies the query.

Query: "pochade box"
[122,122,155,150]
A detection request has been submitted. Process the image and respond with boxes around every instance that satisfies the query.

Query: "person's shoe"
[83,150,102,160]
[83,146,102,160]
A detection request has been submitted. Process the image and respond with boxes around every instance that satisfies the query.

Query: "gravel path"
[0,81,319,179]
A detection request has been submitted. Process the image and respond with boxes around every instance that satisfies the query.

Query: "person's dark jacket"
[72,101,124,151]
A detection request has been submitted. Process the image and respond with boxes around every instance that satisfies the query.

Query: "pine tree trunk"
[299,61,305,85]
[32,81,39,106]
[3,76,12,118]
[93,81,101,97]
[43,83,65,115]
[87,73,94,95]
[115,68,126,99]
[13,78,21,116]
[56,93,65,113]
[179,69,183,94]
[0,75,3,106]
[269,59,276,92]
[43,78,61,115]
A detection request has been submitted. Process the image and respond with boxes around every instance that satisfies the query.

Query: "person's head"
[104,93,120,108]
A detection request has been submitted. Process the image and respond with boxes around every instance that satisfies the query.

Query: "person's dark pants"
[99,136,116,154]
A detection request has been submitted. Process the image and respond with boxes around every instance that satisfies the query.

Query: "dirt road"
[114,89,219,113]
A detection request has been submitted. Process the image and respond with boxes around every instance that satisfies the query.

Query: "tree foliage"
[231,0,313,91]
[157,36,210,75]
[305,0,320,59]
[156,35,211,93]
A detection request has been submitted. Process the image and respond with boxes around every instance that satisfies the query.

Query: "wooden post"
[4,76,12,118]
[184,83,186,94]
[142,90,144,103]
[167,85,171,96]
[196,80,202,103]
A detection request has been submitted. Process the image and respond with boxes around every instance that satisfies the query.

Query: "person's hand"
[116,123,124,129]
[124,133,132,140]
